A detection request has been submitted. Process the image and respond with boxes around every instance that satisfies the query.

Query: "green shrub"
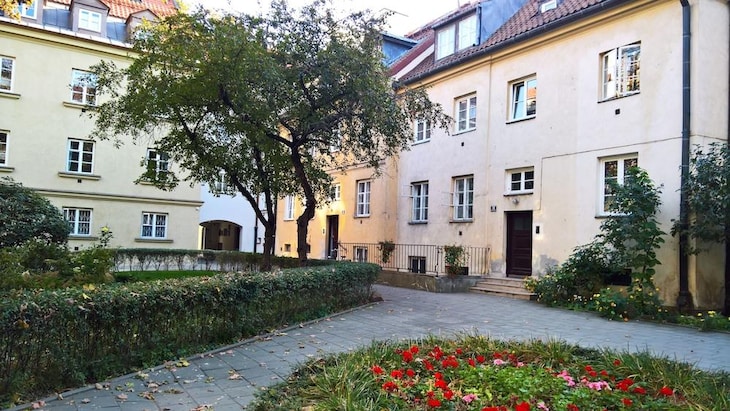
[0,177,69,248]
[0,262,379,405]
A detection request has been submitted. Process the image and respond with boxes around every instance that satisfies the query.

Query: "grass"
[113,270,219,282]
[250,335,730,410]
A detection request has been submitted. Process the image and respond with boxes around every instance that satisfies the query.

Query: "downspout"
[725,0,730,316]
[677,0,692,310]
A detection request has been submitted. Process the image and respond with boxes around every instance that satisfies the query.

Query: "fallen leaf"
[116,393,128,401]
[31,401,46,409]
[81,398,91,404]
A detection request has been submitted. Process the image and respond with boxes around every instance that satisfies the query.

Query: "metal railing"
[337,242,490,276]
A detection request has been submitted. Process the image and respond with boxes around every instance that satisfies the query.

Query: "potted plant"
[378,240,395,264]
[444,245,468,276]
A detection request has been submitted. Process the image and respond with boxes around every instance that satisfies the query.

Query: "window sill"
[69,235,98,241]
[58,171,101,180]
[354,214,370,219]
[0,91,20,100]
[0,165,14,172]
[450,219,473,224]
[411,139,431,146]
[62,101,96,110]
[598,92,640,103]
[408,221,428,225]
[135,238,173,243]
[504,190,533,196]
[453,128,476,136]
[506,115,536,124]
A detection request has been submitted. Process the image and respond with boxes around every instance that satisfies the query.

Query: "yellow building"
[0,0,202,250]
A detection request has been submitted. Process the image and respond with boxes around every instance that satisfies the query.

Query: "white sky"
[186,0,460,35]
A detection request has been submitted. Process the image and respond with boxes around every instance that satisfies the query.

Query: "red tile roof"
[399,0,625,84]
[50,0,179,19]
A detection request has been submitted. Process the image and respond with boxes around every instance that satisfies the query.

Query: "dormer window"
[435,13,478,60]
[79,9,102,32]
[540,0,558,13]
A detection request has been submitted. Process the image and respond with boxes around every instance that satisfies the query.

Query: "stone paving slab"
[6,285,730,411]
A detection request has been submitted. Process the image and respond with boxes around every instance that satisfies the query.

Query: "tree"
[0,0,27,20]
[90,0,448,267]
[0,177,69,248]
[673,142,730,315]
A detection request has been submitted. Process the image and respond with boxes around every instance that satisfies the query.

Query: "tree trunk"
[296,202,316,266]
[260,221,275,271]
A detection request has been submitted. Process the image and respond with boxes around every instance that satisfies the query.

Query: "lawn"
[251,335,729,410]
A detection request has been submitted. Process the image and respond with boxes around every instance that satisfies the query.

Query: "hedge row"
[112,248,328,272]
[0,262,379,405]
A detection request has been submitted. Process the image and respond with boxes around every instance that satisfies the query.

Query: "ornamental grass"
[251,335,729,410]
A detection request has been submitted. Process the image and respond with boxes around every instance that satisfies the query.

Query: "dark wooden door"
[326,215,339,259]
[506,211,533,276]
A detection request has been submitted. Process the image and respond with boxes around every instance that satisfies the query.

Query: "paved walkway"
[8,285,730,411]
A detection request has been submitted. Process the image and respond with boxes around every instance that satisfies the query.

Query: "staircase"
[470,276,536,300]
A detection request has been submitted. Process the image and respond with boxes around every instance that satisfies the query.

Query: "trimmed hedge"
[0,262,379,405]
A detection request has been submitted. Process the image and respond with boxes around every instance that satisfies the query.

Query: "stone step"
[470,277,536,300]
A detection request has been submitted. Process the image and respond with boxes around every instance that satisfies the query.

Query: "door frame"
[506,211,533,277]
[326,215,339,259]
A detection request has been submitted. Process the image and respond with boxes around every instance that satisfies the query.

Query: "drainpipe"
[725,0,730,316]
[677,0,692,311]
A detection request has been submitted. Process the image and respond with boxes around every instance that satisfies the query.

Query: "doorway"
[326,215,339,259]
[506,211,533,277]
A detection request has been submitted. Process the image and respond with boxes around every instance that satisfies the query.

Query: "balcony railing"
[336,242,490,276]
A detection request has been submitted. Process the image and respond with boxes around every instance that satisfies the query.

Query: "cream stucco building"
[0,0,202,250]
[278,0,729,310]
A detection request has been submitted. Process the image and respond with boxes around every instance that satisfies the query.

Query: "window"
[71,69,97,105]
[354,247,368,263]
[510,77,537,121]
[1,56,14,92]
[330,183,341,201]
[63,208,92,236]
[456,95,477,133]
[145,148,169,178]
[356,180,371,217]
[453,176,474,221]
[0,132,7,165]
[67,139,94,174]
[284,195,295,220]
[212,170,229,194]
[79,9,102,32]
[18,1,36,18]
[508,168,535,193]
[436,14,478,59]
[411,181,429,222]
[601,43,640,100]
[600,155,638,213]
[409,256,426,273]
[540,0,558,13]
[414,118,431,143]
[141,212,167,239]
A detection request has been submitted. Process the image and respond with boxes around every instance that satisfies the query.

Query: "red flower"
[588,370,598,377]
[382,381,398,392]
[567,404,579,411]
[435,379,448,389]
[371,365,383,375]
[622,398,633,407]
[632,386,646,395]
[617,378,634,392]
[427,398,441,408]
[659,386,674,396]
[410,345,420,354]
[424,359,434,371]
[468,358,476,367]
[585,365,593,372]
[476,355,486,363]
[600,370,608,377]
[613,359,622,366]
[443,389,454,400]
[406,369,416,378]
[390,369,404,379]
[481,407,500,411]
[515,401,531,411]
[455,348,463,355]
[402,351,414,362]
[434,372,443,380]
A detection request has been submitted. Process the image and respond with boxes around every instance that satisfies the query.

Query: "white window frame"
[455,94,477,133]
[18,1,37,18]
[409,256,427,273]
[411,181,429,223]
[540,0,558,13]
[284,195,295,220]
[507,168,535,194]
[601,42,640,100]
[67,139,94,174]
[146,148,169,178]
[354,246,368,263]
[413,118,431,143]
[510,76,537,121]
[356,180,371,217]
[457,14,477,51]
[212,170,230,194]
[71,69,98,105]
[436,24,455,59]
[63,208,92,236]
[1,56,14,92]
[79,9,102,32]
[330,183,341,201]
[453,176,474,221]
[599,155,638,214]
[0,131,7,165]
[141,212,167,239]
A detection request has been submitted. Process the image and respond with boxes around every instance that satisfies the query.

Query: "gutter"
[677,0,692,310]
[403,0,637,86]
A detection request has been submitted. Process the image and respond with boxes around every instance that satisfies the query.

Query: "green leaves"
[0,177,69,248]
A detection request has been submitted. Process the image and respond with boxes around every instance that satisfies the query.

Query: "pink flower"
[462,393,478,403]
[537,401,550,410]
[556,370,575,387]
[493,358,506,366]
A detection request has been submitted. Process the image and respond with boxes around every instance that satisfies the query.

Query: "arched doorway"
[200,220,242,250]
